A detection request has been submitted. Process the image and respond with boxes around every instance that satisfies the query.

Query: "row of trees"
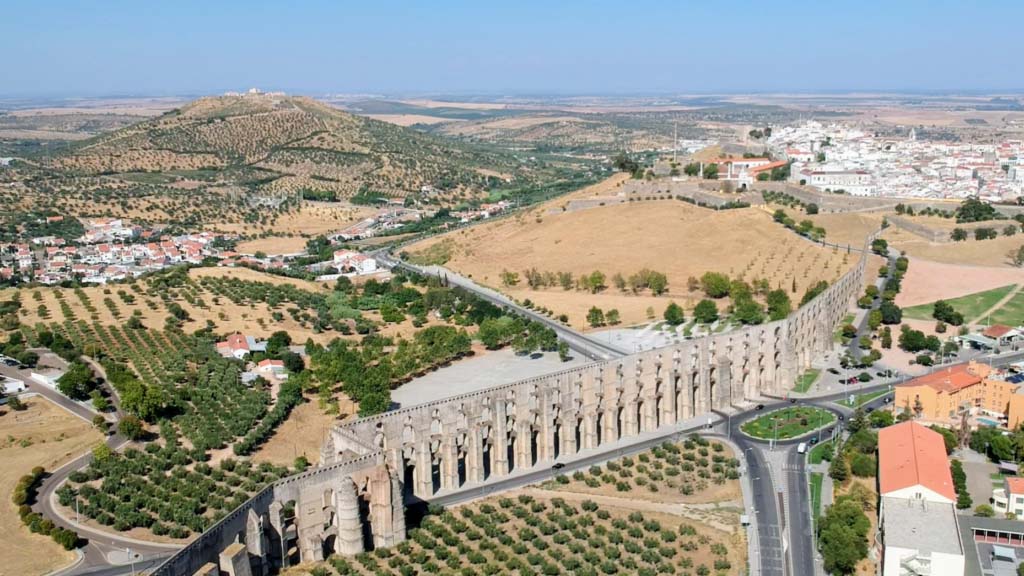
[772,209,827,241]
[14,466,81,550]
[951,225,1019,241]
[512,268,669,296]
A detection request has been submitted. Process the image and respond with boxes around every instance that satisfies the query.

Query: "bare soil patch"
[250,400,341,467]
[894,258,1024,308]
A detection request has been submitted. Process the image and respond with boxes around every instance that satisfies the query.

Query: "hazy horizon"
[2,0,1022,97]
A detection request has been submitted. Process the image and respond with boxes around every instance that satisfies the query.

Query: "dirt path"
[971,283,1022,325]
[518,486,742,533]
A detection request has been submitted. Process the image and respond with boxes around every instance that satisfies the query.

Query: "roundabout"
[737,403,839,442]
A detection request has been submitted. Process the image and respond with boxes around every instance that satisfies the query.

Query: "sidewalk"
[711,435,762,576]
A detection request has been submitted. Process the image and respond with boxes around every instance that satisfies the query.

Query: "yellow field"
[0,398,103,576]
[408,199,855,329]
[883,225,1024,267]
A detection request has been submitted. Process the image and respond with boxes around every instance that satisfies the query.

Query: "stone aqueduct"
[153,237,871,576]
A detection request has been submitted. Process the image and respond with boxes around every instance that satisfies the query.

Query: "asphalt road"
[731,432,786,576]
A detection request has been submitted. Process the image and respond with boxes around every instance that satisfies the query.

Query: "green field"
[838,389,889,408]
[808,440,834,465]
[834,313,856,343]
[793,369,822,393]
[810,472,824,525]
[989,290,1024,327]
[903,284,1017,322]
[740,406,836,440]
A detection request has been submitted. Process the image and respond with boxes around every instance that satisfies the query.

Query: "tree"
[693,299,719,324]
[1009,245,1024,267]
[605,309,621,325]
[829,453,848,482]
[612,273,626,292]
[732,298,764,325]
[848,406,868,434]
[500,270,520,287]
[57,362,94,401]
[703,163,718,180]
[869,410,893,428]
[879,301,902,325]
[586,307,605,328]
[663,302,685,326]
[700,272,731,298]
[557,341,570,362]
[805,203,819,215]
[819,497,869,574]
[975,504,995,518]
[118,415,145,440]
[765,289,792,321]
[850,453,876,477]
[587,270,607,293]
[951,227,968,242]
[929,425,958,454]
[89,390,109,412]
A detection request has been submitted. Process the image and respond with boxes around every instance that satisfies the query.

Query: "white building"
[333,250,378,275]
[878,422,965,576]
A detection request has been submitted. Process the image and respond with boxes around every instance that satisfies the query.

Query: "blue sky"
[1,0,1020,96]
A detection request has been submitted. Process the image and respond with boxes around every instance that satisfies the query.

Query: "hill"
[5,94,572,229]
[405,190,860,330]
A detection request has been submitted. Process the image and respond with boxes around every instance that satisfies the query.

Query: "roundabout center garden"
[740,406,836,440]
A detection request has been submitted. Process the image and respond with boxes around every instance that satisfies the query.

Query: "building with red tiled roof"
[879,421,956,503]
[892,361,1009,425]
[878,421,965,575]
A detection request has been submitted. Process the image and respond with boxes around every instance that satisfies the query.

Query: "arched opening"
[430,457,441,494]
[596,412,604,446]
[616,407,625,440]
[530,429,539,466]
[482,443,492,480]
[457,451,467,487]
[358,495,374,551]
[403,458,416,497]
[655,396,663,428]
[507,433,516,472]
[553,423,561,460]
[574,419,582,453]
[636,400,645,433]
[708,367,717,409]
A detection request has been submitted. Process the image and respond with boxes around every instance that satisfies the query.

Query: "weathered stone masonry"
[153,234,870,576]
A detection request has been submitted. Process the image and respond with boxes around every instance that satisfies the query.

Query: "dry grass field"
[882,225,1024,267]
[0,398,103,576]
[232,203,375,253]
[250,400,341,467]
[806,212,885,247]
[408,199,856,329]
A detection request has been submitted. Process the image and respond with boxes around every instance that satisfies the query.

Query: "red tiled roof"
[879,421,956,501]
[896,362,986,394]
[984,324,1015,338]
[1006,477,1024,495]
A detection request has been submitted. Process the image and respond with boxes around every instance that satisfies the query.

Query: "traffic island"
[740,406,836,440]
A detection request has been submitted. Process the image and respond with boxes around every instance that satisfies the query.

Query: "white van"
[797,442,808,454]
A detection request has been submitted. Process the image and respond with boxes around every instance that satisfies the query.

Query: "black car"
[755,404,765,411]
[1,358,19,367]
[790,398,797,404]
[552,463,565,470]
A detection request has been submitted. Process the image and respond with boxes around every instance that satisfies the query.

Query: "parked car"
[756,404,765,411]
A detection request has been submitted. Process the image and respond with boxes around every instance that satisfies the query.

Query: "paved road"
[0,360,182,576]
[377,252,628,361]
